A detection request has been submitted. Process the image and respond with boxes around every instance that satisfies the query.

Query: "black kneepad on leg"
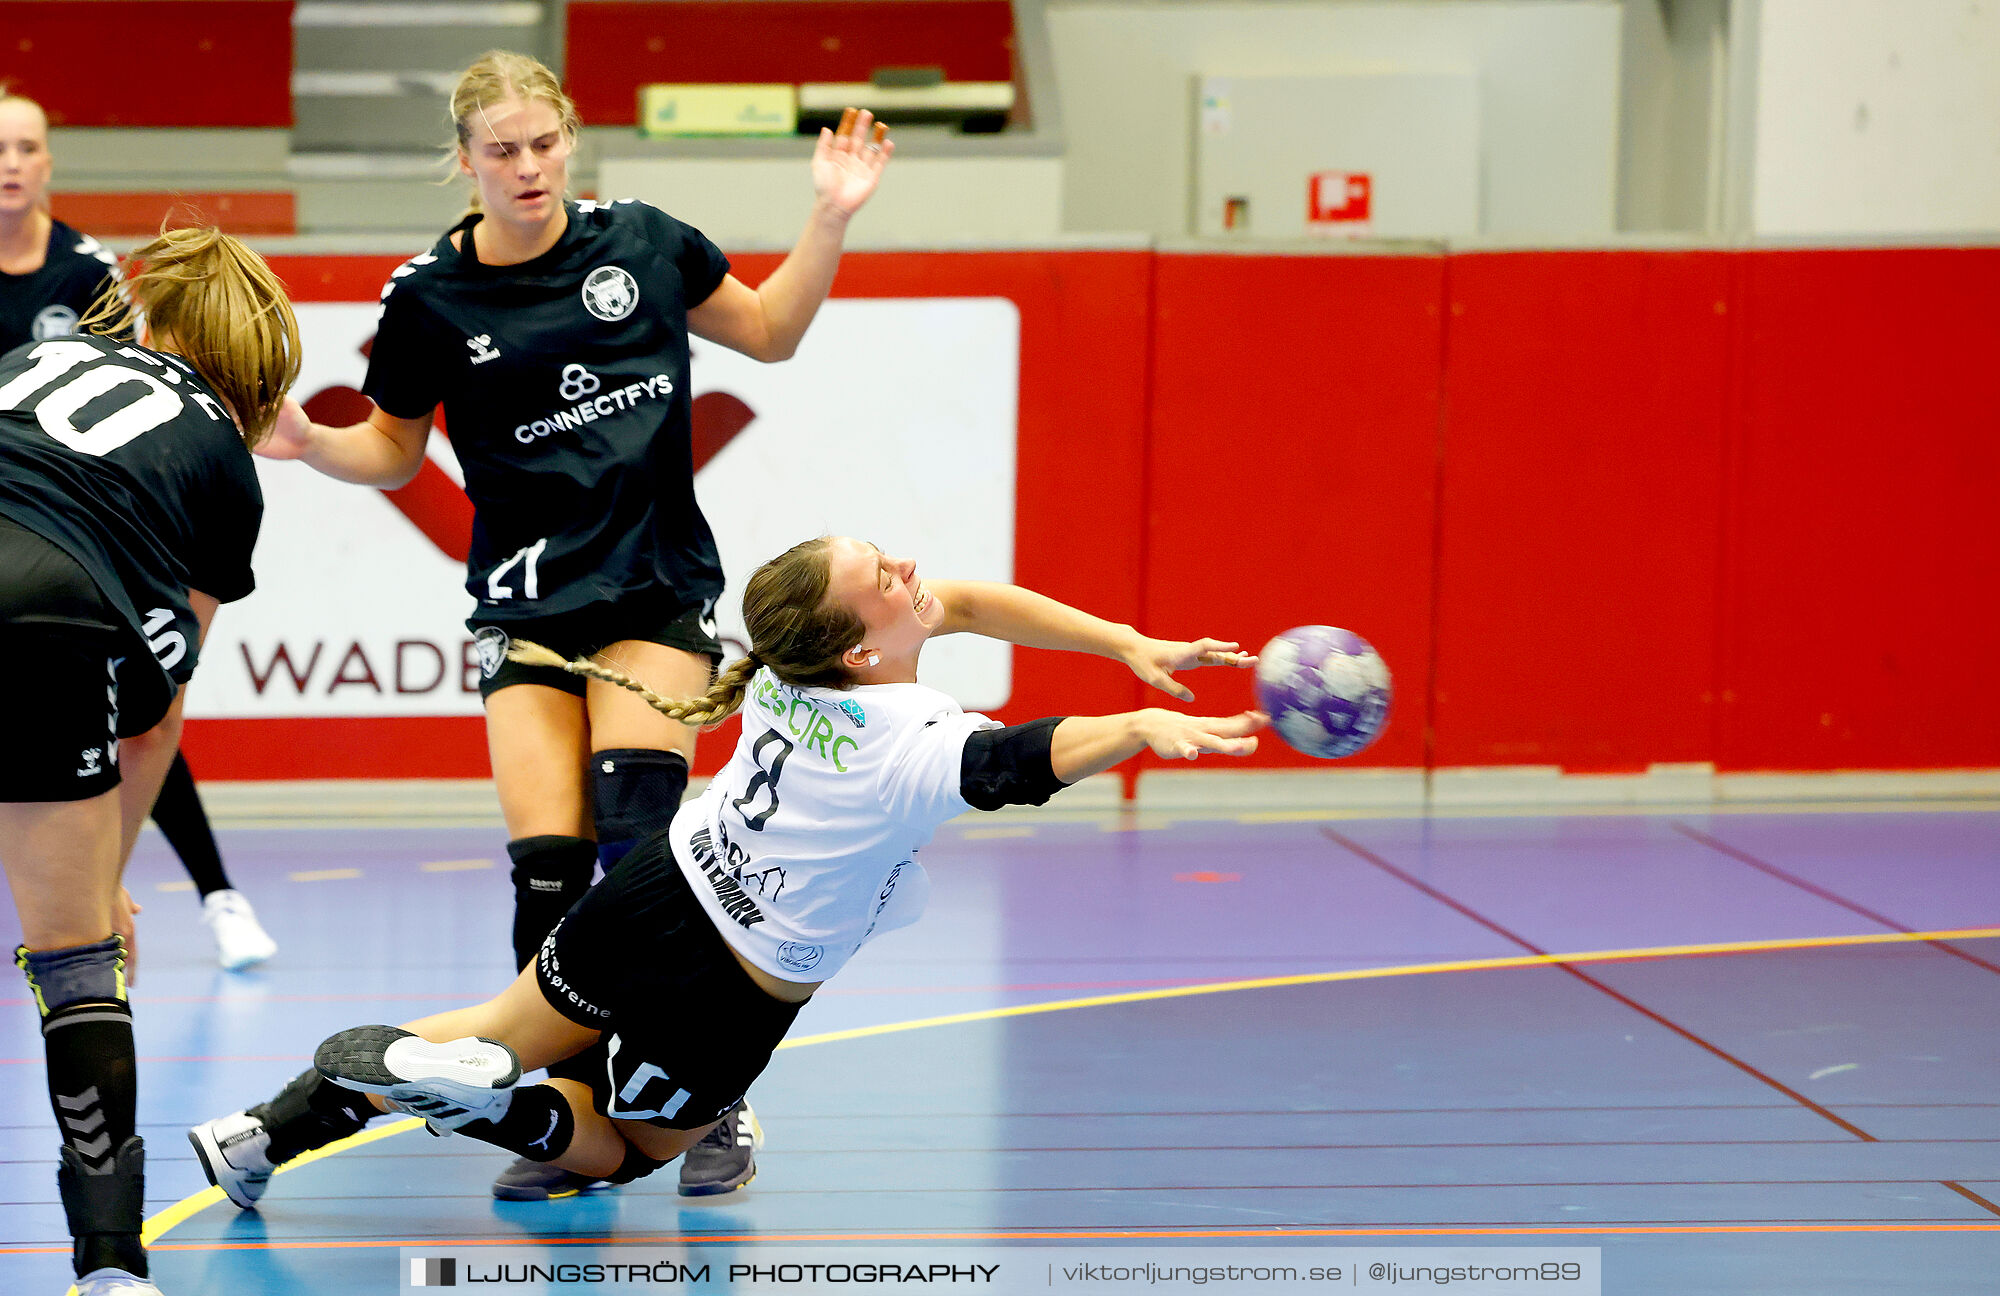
[506,835,598,972]
[252,1066,376,1164]
[605,1142,670,1184]
[590,749,688,869]
[459,1083,577,1162]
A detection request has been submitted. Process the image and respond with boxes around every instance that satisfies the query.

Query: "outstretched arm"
[1050,709,1266,781]
[930,579,1253,701]
[957,709,1267,811]
[257,397,433,488]
[689,107,894,362]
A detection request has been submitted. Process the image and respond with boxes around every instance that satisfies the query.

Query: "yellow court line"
[141,1118,424,1246]
[420,859,495,872]
[775,925,2000,1049]
[136,923,2000,1254]
[288,868,363,883]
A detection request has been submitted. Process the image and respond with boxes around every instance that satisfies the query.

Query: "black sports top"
[363,198,732,622]
[0,219,120,351]
[0,333,262,693]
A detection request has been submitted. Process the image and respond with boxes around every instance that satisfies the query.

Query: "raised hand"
[812,107,894,217]
[1124,636,1257,702]
[1139,709,1268,761]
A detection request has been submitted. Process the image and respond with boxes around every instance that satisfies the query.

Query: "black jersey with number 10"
[0,334,262,698]
[364,198,732,622]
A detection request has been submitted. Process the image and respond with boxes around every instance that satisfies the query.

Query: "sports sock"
[151,750,232,897]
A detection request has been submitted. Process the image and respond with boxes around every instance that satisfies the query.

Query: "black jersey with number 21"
[0,334,262,694]
[364,198,732,622]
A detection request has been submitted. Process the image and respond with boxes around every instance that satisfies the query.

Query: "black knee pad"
[605,1142,670,1184]
[507,835,597,971]
[252,1066,375,1165]
[590,749,688,868]
[461,1083,577,1162]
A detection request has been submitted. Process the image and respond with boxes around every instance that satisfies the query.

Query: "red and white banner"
[185,298,1021,721]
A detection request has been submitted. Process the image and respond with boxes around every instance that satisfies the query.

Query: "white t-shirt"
[670,668,1000,982]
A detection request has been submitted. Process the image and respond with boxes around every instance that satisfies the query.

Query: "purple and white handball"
[1254,626,1391,759]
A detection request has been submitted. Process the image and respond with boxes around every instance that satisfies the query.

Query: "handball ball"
[1254,626,1392,759]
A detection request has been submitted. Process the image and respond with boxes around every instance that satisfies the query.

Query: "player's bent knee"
[604,1142,671,1184]
[18,935,127,1015]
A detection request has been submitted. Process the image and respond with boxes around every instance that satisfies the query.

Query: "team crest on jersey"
[473,626,513,678]
[581,266,640,322]
[32,305,79,340]
[838,698,867,729]
[775,941,824,973]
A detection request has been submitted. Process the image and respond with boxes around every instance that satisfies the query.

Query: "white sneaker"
[202,890,277,971]
[188,1110,275,1210]
[75,1269,162,1295]
[316,1025,520,1133]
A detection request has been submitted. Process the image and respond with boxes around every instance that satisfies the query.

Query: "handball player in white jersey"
[191,536,1264,1203]
[251,50,893,1198]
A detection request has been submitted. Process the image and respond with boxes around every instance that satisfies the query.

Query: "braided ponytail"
[506,640,758,726]
[503,534,865,728]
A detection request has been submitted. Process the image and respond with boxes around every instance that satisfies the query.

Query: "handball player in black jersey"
[0,92,281,973]
[1,226,301,1296]
[191,536,1264,1216]
[253,51,893,1199]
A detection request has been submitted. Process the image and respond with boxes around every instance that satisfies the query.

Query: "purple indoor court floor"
[3,802,1998,1294]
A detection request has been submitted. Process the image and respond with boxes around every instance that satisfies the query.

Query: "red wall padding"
[1718,249,2000,770]
[183,250,1153,779]
[1432,251,1733,771]
[0,2,293,127]
[1138,251,1445,771]
[178,244,2000,778]
[565,1,1016,126]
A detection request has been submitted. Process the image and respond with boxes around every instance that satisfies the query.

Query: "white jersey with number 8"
[669,667,999,983]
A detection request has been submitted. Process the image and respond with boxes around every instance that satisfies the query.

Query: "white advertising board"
[185,298,1020,719]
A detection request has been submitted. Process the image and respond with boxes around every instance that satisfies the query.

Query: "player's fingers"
[1200,711,1267,738]
[838,107,859,140]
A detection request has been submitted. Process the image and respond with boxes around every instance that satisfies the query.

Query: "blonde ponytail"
[78,224,299,448]
[507,641,758,727]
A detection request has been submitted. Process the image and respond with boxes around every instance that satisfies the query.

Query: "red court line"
[7,1223,1994,1256]
[1320,828,1879,1143]
[1943,1181,2000,1216]
[1672,821,2000,976]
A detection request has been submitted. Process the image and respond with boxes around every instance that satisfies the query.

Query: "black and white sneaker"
[678,1100,761,1196]
[314,1025,520,1132]
[188,1110,276,1210]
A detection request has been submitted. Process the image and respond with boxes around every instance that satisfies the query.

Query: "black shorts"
[534,832,804,1130]
[0,517,170,802]
[468,595,723,701]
